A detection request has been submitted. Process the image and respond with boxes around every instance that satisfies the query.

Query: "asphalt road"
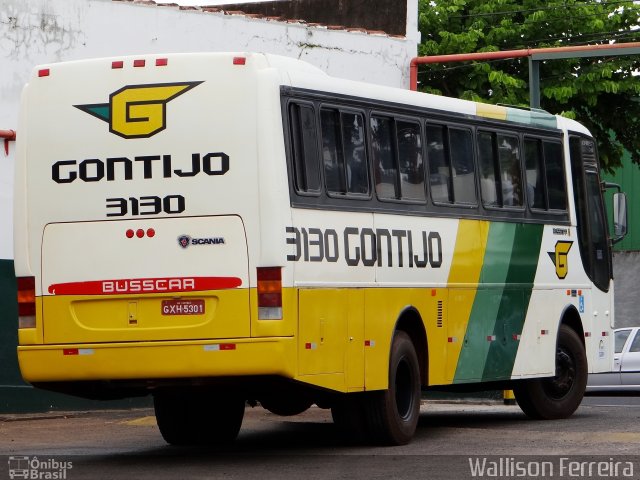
[1,396,639,479]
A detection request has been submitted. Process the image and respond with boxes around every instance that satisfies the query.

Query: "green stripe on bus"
[453,223,544,383]
[505,108,557,129]
[482,223,544,381]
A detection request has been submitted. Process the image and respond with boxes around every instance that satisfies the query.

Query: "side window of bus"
[478,131,523,208]
[398,121,425,201]
[524,138,546,209]
[343,112,369,195]
[450,128,476,205]
[524,138,568,211]
[544,141,567,211]
[371,116,425,202]
[478,132,499,206]
[320,108,368,196]
[289,103,321,194]
[498,134,523,207]
[426,124,477,206]
[370,116,398,199]
[426,124,451,203]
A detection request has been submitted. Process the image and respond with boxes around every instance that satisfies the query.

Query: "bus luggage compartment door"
[40,216,250,344]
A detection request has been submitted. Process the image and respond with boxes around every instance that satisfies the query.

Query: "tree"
[418,0,640,171]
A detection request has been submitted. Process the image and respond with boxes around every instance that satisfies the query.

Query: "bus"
[14,52,627,446]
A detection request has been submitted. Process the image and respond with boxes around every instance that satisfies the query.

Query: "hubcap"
[543,346,576,400]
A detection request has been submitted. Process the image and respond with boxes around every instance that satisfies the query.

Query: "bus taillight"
[257,267,282,320]
[17,276,36,329]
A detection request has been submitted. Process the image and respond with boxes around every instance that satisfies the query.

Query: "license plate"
[161,299,205,316]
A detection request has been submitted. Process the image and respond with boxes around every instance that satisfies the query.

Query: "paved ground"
[0,396,638,479]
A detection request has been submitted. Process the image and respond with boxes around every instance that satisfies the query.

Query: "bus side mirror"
[613,192,627,243]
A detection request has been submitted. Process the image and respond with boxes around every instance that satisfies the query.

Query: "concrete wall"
[603,156,640,329]
[0,0,418,412]
[612,252,640,328]
[0,0,419,260]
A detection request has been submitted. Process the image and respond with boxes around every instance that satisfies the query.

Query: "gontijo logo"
[75,81,202,139]
[548,240,573,280]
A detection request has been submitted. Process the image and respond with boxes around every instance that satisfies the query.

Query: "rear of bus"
[14,53,298,404]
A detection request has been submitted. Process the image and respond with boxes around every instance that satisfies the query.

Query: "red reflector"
[233,57,246,65]
[17,276,36,317]
[257,267,281,282]
[136,229,145,238]
[156,58,168,66]
[63,349,79,356]
[134,59,146,67]
[258,293,281,308]
[257,267,282,316]
[38,69,50,77]
[112,61,124,69]
[17,276,35,291]
[126,229,134,239]
[220,343,236,351]
[147,228,156,238]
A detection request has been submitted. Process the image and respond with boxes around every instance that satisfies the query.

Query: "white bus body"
[15,52,617,445]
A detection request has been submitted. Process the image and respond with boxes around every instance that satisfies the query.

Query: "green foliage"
[418,0,640,171]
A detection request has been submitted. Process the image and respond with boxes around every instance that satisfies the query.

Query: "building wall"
[612,252,640,329]
[213,0,410,36]
[0,0,418,259]
[0,0,418,412]
[604,151,640,329]
[603,150,640,252]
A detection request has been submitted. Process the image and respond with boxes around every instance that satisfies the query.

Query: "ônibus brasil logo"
[74,81,203,139]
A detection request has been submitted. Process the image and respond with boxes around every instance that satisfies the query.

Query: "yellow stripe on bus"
[443,220,490,384]
[476,103,507,121]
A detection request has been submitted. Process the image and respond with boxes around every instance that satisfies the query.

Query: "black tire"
[153,389,245,445]
[363,331,421,445]
[514,325,587,420]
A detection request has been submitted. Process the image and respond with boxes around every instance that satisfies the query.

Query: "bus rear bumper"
[18,338,296,384]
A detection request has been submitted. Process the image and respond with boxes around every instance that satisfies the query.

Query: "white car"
[587,327,640,392]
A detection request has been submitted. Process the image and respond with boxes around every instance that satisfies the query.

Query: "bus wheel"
[153,389,245,445]
[514,325,587,420]
[364,331,421,445]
